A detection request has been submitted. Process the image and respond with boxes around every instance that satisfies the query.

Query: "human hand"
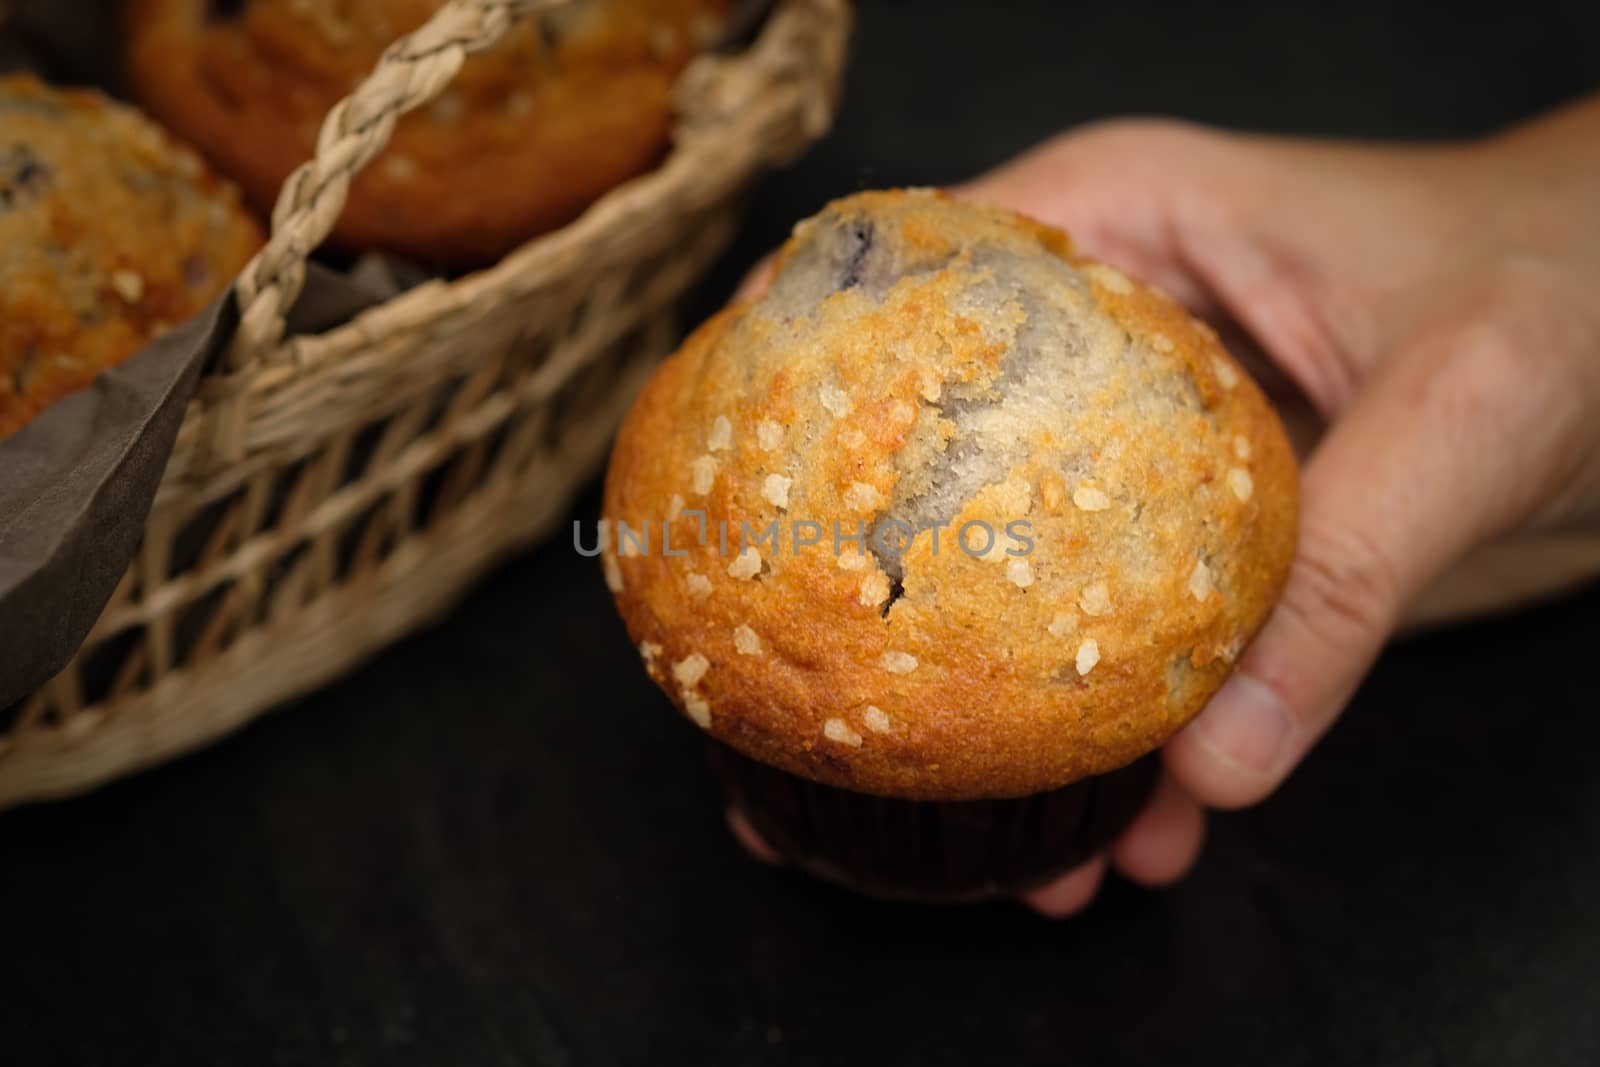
[731,97,1600,914]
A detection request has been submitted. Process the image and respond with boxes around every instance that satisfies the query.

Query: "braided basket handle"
[226,0,570,370]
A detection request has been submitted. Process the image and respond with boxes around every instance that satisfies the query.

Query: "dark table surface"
[6,2,1600,1064]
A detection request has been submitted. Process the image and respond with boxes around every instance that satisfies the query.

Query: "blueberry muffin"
[0,74,261,438]
[600,190,1298,900]
[126,0,732,267]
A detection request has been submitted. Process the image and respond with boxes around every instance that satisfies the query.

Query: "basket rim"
[238,0,847,378]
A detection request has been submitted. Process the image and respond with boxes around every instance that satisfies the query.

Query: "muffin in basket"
[601,189,1298,901]
[0,73,261,438]
[126,0,733,267]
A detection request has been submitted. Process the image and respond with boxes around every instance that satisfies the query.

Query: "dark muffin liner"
[712,744,1161,903]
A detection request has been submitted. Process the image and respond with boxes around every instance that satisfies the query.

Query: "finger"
[949,120,1237,316]
[1021,854,1108,918]
[1167,315,1551,809]
[1108,775,1207,887]
[949,136,1082,216]
[725,807,784,865]
[732,255,776,304]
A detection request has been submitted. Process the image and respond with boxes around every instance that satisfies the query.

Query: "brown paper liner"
[712,744,1161,903]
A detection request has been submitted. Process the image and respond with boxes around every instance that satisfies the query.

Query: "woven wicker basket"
[0,0,850,810]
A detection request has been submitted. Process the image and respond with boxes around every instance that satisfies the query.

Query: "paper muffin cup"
[711,743,1161,903]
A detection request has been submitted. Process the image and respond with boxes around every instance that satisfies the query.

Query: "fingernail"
[1186,673,1292,777]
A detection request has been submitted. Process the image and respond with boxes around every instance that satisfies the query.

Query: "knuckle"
[1408,262,1599,527]
[1423,320,1531,430]
[1431,257,1588,393]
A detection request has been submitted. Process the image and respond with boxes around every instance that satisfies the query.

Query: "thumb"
[1166,317,1553,809]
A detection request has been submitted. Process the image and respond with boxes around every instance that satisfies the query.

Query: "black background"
[5,2,1600,1064]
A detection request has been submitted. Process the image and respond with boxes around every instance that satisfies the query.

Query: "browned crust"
[0,74,262,437]
[603,189,1298,800]
[124,0,727,267]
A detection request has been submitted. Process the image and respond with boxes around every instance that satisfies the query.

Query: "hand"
[733,97,1600,915]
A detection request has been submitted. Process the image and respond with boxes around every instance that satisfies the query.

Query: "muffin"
[0,74,261,438]
[601,189,1298,900]
[125,0,731,267]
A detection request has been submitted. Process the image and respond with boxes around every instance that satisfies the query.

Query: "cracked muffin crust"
[603,189,1298,800]
[125,0,731,267]
[0,74,261,438]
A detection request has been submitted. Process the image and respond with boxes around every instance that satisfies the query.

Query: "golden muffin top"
[603,189,1297,799]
